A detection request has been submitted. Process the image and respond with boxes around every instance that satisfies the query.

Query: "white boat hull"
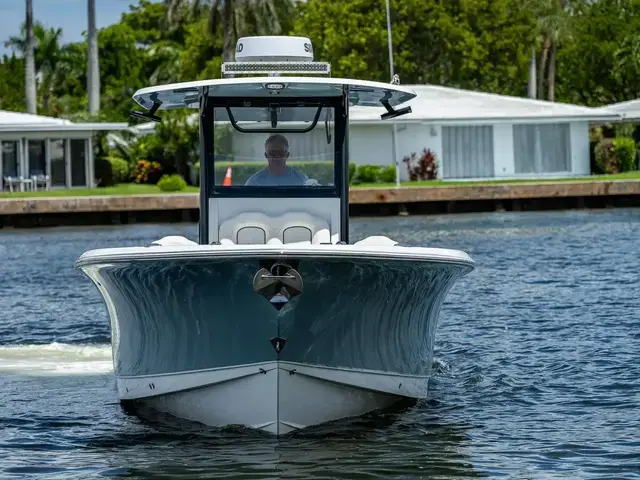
[118,361,425,435]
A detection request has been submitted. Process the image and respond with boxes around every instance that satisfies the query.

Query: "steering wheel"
[304,179,321,186]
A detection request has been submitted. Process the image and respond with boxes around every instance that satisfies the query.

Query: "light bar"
[222,62,331,75]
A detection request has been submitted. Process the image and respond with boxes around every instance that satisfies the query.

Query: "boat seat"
[218,211,331,245]
[353,235,399,247]
[149,236,198,247]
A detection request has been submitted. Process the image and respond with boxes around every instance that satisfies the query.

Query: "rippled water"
[1,208,639,479]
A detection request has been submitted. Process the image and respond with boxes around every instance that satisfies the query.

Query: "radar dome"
[234,36,314,63]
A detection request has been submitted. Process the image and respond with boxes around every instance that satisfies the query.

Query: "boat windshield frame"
[200,92,348,200]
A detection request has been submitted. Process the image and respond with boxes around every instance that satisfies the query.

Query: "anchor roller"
[252,262,303,311]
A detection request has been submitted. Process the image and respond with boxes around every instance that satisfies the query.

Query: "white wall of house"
[347,119,592,181]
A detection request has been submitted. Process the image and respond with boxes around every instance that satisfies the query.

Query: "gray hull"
[85,256,468,378]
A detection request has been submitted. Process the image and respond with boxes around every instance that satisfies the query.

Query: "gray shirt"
[244,167,309,186]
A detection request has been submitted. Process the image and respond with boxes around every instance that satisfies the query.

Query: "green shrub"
[612,137,636,172]
[107,157,130,183]
[378,165,396,183]
[157,173,187,192]
[594,139,616,173]
[213,161,334,185]
[195,161,394,186]
[352,165,382,184]
[594,138,634,174]
[194,162,200,186]
[348,162,356,183]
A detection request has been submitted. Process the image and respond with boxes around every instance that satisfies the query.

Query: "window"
[211,104,336,190]
[49,139,67,187]
[513,124,571,174]
[28,139,46,176]
[442,126,494,179]
[70,139,87,186]
[2,141,19,178]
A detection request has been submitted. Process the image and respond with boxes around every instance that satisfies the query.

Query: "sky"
[0,0,161,55]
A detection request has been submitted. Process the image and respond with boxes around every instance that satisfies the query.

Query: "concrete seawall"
[1,180,639,228]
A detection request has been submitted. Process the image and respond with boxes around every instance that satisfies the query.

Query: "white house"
[0,110,129,191]
[348,85,621,181]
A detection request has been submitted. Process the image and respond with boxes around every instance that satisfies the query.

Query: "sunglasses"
[266,150,288,158]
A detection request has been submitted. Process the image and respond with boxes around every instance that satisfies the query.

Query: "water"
[1,209,639,479]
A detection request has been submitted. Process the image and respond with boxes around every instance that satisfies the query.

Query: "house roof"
[0,110,72,125]
[0,110,130,132]
[594,99,640,121]
[348,85,622,124]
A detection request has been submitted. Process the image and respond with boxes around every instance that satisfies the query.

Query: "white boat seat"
[149,236,198,247]
[218,211,331,245]
[353,236,399,246]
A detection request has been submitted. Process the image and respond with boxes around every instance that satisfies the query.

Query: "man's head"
[264,134,289,173]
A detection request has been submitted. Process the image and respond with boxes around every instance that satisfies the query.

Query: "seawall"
[1,180,639,228]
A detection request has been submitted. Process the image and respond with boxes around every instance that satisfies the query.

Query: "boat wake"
[0,342,113,375]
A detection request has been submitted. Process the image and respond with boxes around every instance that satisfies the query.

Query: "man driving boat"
[244,134,309,186]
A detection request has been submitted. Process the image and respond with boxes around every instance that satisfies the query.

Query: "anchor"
[252,262,303,311]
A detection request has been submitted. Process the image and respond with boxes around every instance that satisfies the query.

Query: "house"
[0,110,129,191]
[348,85,621,181]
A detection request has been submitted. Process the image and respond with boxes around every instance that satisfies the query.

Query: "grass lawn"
[353,170,640,188]
[0,183,200,199]
[0,171,638,199]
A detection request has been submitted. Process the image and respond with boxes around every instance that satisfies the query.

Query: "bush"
[348,162,356,183]
[612,137,636,172]
[131,160,163,184]
[157,173,187,192]
[353,165,382,184]
[194,160,394,186]
[594,139,618,173]
[378,165,396,183]
[403,148,438,180]
[108,157,130,183]
[213,160,334,185]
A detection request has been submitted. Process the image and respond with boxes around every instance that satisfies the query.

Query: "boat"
[75,35,475,435]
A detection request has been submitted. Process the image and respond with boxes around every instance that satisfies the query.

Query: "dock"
[1,180,639,228]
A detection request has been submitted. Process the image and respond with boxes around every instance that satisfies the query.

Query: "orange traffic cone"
[223,165,232,186]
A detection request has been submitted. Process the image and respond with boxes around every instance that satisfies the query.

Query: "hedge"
[194,161,396,185]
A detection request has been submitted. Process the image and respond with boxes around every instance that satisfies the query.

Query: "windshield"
[211,104,336,190]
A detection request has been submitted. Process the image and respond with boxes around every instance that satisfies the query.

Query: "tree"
[163,0,287,64]
[555,0,640,106]
[87,0,100,114]
[293,0,535,95]
[24,0,37,114]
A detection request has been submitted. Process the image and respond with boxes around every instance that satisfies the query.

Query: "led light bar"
[222,62,331,76]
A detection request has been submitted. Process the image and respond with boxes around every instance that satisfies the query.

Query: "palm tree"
[25,0,37,114]
[6,23,64,112]
[163,0,283,64]
[87,0,100,114]
[533,0,572,102]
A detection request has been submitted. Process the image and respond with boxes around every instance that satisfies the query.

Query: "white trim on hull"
[117,362,429,435]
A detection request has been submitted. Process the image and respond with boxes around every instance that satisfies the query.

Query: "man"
[244,134,309,186]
